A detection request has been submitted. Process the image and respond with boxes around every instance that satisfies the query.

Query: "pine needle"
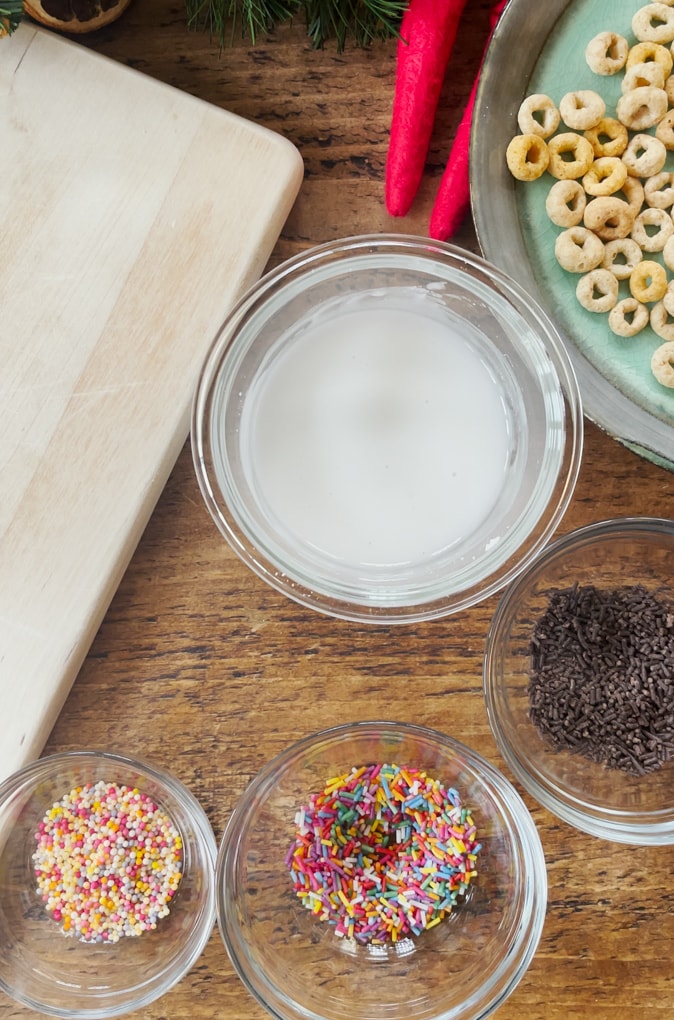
[306,0,407,49]
[0,0,23,35]
[186,0,408,50]
[186,0,298,44]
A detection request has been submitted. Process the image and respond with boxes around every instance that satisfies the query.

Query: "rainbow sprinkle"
[286,763,481,945]
[32,781,183,943]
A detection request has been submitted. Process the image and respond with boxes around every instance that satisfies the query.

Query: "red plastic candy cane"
[428,0,509,240]
[385,0,470,218]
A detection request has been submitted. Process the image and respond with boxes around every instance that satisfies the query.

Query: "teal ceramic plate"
[471,0,674,472]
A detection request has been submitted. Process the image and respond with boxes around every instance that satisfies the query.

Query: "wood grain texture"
[2,1,674,1018]
[0,24,302,781]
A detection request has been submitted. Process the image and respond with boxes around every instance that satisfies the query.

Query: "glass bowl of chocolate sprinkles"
[216,720,547,1020]
[0,750,217,1018]
[484,517,674,845]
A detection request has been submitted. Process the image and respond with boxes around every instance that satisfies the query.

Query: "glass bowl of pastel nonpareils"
[0,750,217,1017]
[484,516,674,846]
[215,720,548,1020]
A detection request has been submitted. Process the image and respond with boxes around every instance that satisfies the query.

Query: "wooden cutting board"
[0,25,304,784]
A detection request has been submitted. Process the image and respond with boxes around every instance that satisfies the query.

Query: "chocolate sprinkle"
[527,583,674,775]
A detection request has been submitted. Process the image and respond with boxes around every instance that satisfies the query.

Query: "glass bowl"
[191,234,583,624]
[484,517,674,845]
[216,721,547,1020]
[0,750,217,1017]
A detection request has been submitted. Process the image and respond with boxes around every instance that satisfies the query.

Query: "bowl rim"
[191,232,584,625]
[484,516,674,845]
[0,749,218,1019]
[215,719,548,1020]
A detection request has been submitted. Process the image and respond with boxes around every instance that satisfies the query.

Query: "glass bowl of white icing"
[191,234,583,623]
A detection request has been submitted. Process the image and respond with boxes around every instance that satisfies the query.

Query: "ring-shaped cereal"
[622,59,667,91]
[625,41,674,76]
[631,206,674,251]
[517,94,560,138]
[576,269,619,312]
[651,339,674,384]
[644,171,674,208]
[554,226,605,273]
[632,3,674,44]
[629,259,668,302]
[584,196,636,240]
[665,73,674,105]
[663,232,674,270]
[621,132,667,177]
[608,297,650,336]
[662,279,674,315]
[545,179,587,227]
[584,117,629,158]
[617,175,646,216]
[559,90,606,130]
[655,108,674,149]
[505,133,550,180]
[650,303,674,341]
[602,237,644,279]
[585,31,629,75]
[547,132,595,180]
[616,86,668,130]
[582,156,628,196]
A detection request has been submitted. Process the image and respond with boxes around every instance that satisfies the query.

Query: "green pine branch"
[304,0,407,48]
[0,0,406,47]
[0,0,23,35]
[185,0,296,47]
[186,0,408,50]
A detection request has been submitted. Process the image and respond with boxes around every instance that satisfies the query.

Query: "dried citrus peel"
[23,0,132,33]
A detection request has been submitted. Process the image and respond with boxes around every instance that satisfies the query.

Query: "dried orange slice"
[23,0,132,33]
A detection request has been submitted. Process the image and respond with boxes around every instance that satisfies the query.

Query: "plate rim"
[470,0,674,473]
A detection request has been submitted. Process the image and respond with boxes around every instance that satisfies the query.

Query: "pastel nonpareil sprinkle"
[33,780,183,943]
[286,763,481,945]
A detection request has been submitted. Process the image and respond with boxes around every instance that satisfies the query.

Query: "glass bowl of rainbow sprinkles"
[0,750,217,1017]
[216,720,547,1020]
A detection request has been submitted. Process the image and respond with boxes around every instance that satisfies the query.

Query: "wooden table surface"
[4,1,674,1017]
